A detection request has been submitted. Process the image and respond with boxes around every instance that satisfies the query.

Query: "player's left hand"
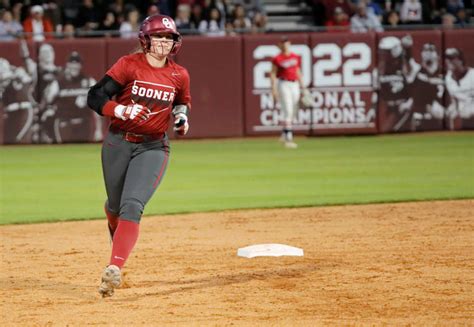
[173,113,189,136]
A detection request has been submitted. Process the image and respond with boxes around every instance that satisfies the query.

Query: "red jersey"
[106,53,191,134]
[272,53,301,81]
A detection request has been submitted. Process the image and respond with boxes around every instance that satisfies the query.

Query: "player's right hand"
[114,103,150,121]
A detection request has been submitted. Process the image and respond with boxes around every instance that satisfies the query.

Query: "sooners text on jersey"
[131,80,176,108]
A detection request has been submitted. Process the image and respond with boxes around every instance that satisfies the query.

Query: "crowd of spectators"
[0,0,268,40]
[310,0,472,33]
[0,0,471,41]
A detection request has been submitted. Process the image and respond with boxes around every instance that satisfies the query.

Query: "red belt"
[109,126,165,143]
[279,78,297,82]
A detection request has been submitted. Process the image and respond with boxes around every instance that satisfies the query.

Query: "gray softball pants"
[101,130,170,223]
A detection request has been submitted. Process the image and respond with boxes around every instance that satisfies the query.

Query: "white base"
[237,243,304,258]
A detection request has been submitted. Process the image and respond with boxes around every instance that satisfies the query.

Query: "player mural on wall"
[35,43,61,143]
[377,35,420,132]
[0,42,37,144]
[411,43,445,130]
[41,51,103,143]
[0,41,62,144]
[444,48,474,130]
[3,41,105,144]
[377,34,451,132]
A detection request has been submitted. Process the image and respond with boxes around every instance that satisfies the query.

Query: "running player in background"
[87,14,191,297]
[270,36,304,149]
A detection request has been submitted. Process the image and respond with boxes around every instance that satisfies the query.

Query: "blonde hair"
[131,42,143,54]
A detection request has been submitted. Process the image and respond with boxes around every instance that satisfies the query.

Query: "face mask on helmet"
[139,14,182,57]
[148,34,175,57]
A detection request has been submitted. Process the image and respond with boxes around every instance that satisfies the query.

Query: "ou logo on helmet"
[162,18,173,29]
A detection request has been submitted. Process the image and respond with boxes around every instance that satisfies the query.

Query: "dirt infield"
[1,200,473,326]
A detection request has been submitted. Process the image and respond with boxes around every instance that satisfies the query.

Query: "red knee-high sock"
[109,219,139,269]
[104,204,119,232]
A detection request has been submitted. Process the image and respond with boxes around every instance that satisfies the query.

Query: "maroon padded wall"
[106,38,139,69]
[1,30,471,145]
[174,36,244,138]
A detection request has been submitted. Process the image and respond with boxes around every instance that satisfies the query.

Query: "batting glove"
[173,113,189,136]
[114,103,150,121]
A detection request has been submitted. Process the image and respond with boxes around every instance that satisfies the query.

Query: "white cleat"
[99,265,121,298]
[284,141,298,149]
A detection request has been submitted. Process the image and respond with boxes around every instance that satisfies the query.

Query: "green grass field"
[0,132,473,225]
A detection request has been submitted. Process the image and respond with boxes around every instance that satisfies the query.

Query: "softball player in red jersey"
[270,36,304,149]
[87,14,191,297]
